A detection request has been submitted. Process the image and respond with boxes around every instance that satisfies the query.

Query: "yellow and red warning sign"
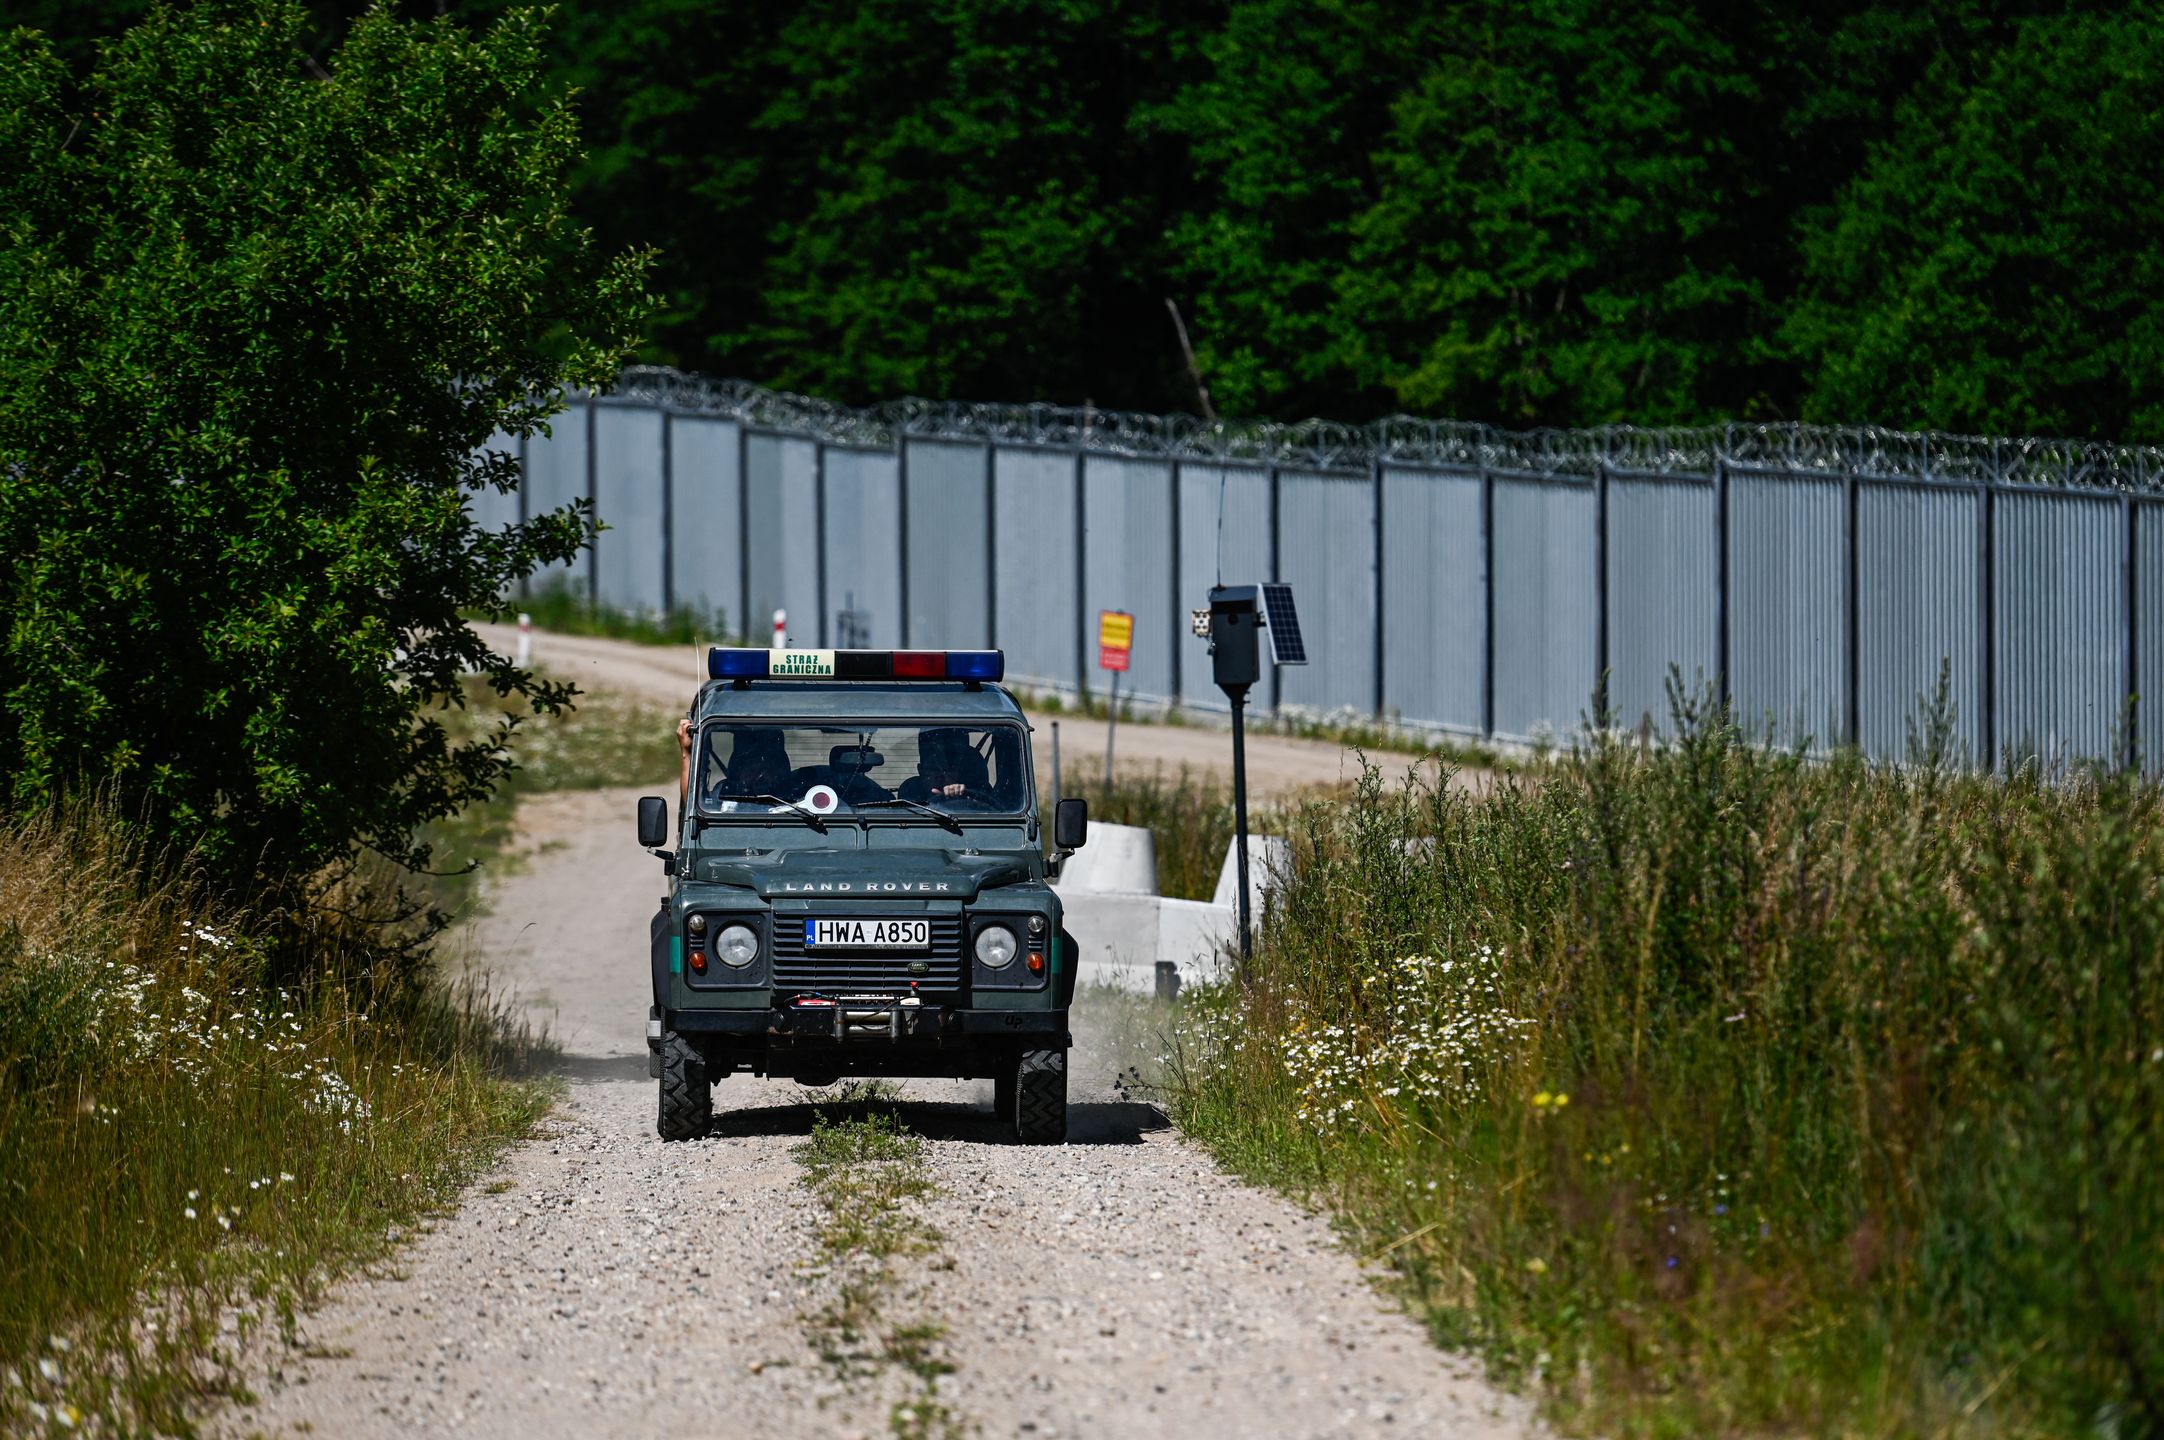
[1097,610,1134,672]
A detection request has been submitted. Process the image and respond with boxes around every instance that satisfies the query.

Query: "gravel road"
[220,784,1535,1439]
[468,622,1459,800]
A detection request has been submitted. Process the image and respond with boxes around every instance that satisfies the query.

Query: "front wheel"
[657,1032,711,1142]
[1013,1048,1066,1145]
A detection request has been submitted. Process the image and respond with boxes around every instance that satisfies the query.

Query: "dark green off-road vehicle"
[636,647,1088,1144]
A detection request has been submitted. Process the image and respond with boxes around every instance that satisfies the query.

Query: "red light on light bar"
[892,651,945,678]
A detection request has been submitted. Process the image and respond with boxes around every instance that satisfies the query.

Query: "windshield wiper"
[859,796,963,834]
[719,793,828,832]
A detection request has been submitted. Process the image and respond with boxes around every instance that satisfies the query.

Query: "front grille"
[770,915,966,994]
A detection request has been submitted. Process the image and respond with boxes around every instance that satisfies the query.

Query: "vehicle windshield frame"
[692,715,1036,824]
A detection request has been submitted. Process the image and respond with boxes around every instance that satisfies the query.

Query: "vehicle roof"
[691,680,1028,724]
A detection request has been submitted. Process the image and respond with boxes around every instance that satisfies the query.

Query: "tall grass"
[0,807,552,1433]
[1167,688,2163,1436]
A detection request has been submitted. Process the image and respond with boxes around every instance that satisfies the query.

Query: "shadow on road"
[700,1092,1170,1147]
[552,1051,652,1085]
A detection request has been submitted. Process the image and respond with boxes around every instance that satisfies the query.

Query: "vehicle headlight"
[974,924,1018,969]
[716,924,759,967]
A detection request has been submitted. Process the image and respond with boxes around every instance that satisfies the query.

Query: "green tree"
[1787,8,2164,439]
[0,2,650,889]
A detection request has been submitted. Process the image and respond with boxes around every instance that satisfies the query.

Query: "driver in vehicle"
[900,728,991,806]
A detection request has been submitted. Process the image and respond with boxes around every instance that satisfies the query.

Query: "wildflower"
[217,1214,232,1231]
[1524,1257,1547,1274]
[45,1337,69,1354]
[38,1359,60,1383]
[1665,1256,1679,1269]
[1532,1091,1552,1107]
[183,1207,197,1220]
[1552,1093,1569,1108]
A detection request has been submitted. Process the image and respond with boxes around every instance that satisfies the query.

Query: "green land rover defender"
[636,646,1088,1144]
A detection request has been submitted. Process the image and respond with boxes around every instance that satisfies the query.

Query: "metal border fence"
[467,365,2164,769]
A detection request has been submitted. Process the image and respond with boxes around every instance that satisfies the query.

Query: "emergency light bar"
[708,648,1005,683]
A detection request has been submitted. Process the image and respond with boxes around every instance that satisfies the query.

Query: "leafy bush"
[0,1,650,893]
[1169,691,2164,1435]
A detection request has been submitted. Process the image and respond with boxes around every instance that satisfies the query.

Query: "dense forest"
[15,0,2164,436]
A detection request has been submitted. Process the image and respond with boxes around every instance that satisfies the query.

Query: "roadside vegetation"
[1154,687,2163,1436]
[502,575,740,651]
[0,803,553,1433]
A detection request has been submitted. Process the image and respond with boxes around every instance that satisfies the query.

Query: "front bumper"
[668,1002,1065,1040]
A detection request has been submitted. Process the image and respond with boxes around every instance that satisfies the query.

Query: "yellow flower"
[1552,1093,1570,1108]
[1532,1091,1553,1107]
[1524,1257,1548,1274]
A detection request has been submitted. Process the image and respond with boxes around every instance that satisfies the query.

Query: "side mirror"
[636,795,669,849]
[1054,797,1088,852]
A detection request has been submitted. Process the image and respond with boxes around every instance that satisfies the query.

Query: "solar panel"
[1260,583,1307,666]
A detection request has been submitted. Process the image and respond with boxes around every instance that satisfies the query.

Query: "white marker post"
[516,612,532,667]
[772,608,788,648]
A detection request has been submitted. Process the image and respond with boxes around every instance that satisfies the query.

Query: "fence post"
[736,423,751,646]
[1715,458,1731,713]
[660,411,675,615]
[1481,466,1496,742]
[897,433,912,647]
[516,431,529,601]
[1169,458,1183,702]
[1979,476,1996,772]
[1844,467,1860,751]
[1594,460,1610,723]
[984,443,998,651]
[814,440,829,647]
[1268,462,1283,715]
[585,395,599,604]
[1371,455,1386,718]
[1073,447,1088,696]
[2124,491,2139,772]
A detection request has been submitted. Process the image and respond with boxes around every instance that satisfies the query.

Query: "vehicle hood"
[690,846,1036,901]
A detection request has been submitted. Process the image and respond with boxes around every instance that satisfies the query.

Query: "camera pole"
[1229,686,1251,970]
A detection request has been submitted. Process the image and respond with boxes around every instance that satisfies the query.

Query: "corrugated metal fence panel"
[592,406,665,614]
[1379,468,1484,733]
[992,448,1079,690]
[1605,473,1716,734]
[1995,490,2122,765]
[904,441,991,647]
[821,447,902,649]
[1083,456,1175,703]
[668,416,740,631]
[1491,475,1597,743]
[522,405,589,595]
[1730,471,1844,748]
[1177,464,1272,712]
[2139,501,2164,773]
[1276,469,1375,715]
[1856,483,1983,764]
[742,434,821,646]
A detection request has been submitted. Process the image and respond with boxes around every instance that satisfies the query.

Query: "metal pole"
[736,423,751,645]
[2125,492,2140,772]
[1073,448,1089,699]
[1480,467,1496,742]
[814,440,829,647]
[1051,720,1062,816]
[516,431,529,601]
[1371,455,1386,717]
[1104,670,1118,787]
[1595,461,1610,723]
[660,411,675,615]
[1231,690,1252,973]
[1169,459,1183,701]
[1844,468,1861,750]
[897,435,912,647]
[1981,469,1996,771]
[585,395,599,605]
[1715,459,1731,713]
[1268,464,1282,715]
[984,443,998,649]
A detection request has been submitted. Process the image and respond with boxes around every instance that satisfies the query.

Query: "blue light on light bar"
[944,650,1004,681]
[708,647,770,679]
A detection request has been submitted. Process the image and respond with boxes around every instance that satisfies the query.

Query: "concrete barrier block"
[1056,821,1157,895]
[1212,833,1291,916]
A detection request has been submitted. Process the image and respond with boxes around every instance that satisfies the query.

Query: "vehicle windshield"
[696,722,1031,819]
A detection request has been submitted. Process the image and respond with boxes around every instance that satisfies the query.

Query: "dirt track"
[221,784,1534,1439]
[468,622,1450,800]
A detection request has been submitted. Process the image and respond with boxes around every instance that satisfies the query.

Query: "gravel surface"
[467,622,1472,800]
[218,782,1533,1440]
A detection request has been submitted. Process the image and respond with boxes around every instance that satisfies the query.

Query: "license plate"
[805,918,929,949]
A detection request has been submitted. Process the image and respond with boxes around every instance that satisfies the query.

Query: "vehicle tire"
[1013,1048,1066,1145]
[657,1031,711,1142]
[993,1062,1017,1120]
